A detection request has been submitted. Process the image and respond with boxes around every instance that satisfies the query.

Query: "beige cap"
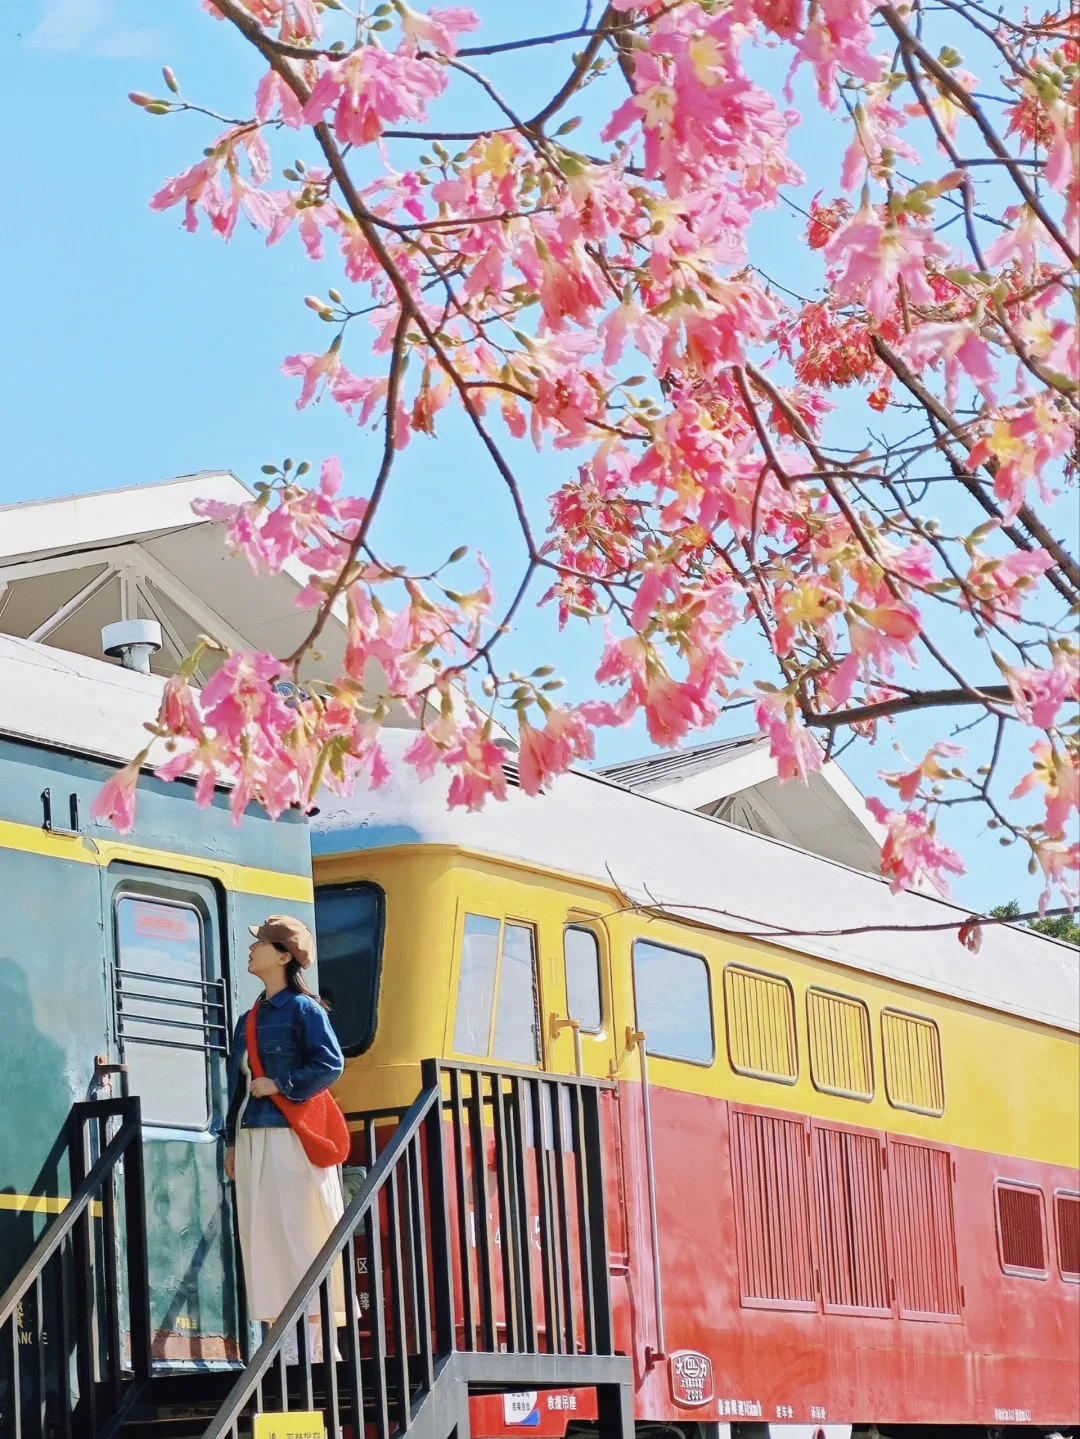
[249,915,316,969]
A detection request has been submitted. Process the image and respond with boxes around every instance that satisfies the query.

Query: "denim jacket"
[222,988,344,1145]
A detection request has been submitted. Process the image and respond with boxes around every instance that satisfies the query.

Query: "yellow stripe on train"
[0,818,314,904]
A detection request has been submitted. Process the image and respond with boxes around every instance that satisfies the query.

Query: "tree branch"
[806,684,1013,728]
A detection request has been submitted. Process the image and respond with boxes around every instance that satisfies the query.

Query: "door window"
[453,913,540,1065]
[563,925,603,1033]
[114,895,223,1129]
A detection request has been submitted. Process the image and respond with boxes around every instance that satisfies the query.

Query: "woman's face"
[248,937,288,982]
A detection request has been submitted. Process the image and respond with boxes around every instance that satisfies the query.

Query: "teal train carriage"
[0,634,314,1365]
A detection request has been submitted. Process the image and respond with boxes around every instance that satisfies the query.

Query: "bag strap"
[244,1005,264,1081]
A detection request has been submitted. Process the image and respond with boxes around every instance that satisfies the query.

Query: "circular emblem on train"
[668,1350,714,1407]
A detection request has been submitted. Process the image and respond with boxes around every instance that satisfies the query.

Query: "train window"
[114,896,211,1129]
[632,940,714,1065]
[563,926,603,1033]
[881,1008,945,1115]
[813,1125,890,1314]
[887,1138,962,1318]
[807,988,873,1100]
[995,1182,1048,1277]
[313,882,385,1057]
[493,923,541,1065]
[1056,1192,1080,1281]
[453,914,540,1066]
[730,1108,816,1310]
[724,965,797,1083]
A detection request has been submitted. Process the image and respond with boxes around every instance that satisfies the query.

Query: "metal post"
[630,1029,665,1363]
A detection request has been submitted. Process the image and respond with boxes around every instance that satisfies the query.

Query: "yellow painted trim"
[0,818,313,904]
[0,1193,102,1218]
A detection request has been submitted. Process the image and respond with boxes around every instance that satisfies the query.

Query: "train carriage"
[311,729,1080,1437]
[0,634,315,1365]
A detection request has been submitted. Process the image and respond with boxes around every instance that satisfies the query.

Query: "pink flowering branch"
[100,0,1080,923]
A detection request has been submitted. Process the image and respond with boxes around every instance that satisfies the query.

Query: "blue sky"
[1,0,1071,914]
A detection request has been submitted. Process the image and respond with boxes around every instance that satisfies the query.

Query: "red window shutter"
[730,1108,816,1310]
[995,1183,1047,1275]
[1054,1192,1079,1279]
[813,1125,890,1314]
[888,1138,961,1318]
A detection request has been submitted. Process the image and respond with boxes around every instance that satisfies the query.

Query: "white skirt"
[235,1121,347,1326]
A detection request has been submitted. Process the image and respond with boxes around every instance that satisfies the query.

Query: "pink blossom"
[398,5,480,56]
[255,69,304,127]
[444,725,510,810]
[160,673,203,739]
[515,706,595,796]
[825,208,949,320]
[1004,654,1079,730]
[90,760,143,834]
[964,549,1053,622]
[1011,740,1079,839]
[755,693,823,782]
[884,741,964,803]
[901,322,998,409]
[302,48,447,148]
[866,796,966,894]
[281,346,346,409]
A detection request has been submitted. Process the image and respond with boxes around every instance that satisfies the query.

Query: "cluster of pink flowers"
[115,0,1080,922]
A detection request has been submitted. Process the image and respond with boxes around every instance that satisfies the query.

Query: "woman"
[223,915,346,1351]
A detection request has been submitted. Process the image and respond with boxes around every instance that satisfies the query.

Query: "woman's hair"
[272,942,331,1010]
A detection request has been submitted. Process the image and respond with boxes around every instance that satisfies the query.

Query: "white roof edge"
[0,634,169,767]
[0,472,253,567]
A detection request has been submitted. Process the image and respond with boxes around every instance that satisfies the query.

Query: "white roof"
[0,475,451,726]
[598,733,885,874]
[312,730,1080,1035]
[0,473,368,691]
[0,633,170,766]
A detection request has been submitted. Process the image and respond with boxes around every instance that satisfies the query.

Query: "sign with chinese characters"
[669,1351,715,1408]
[252,1413,325,1439]
[503,1394,539,1427]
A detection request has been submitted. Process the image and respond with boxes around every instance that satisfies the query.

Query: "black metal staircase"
[0,1098,153,1439]
[199,1059,632,1439]
[1,1065,632,1439]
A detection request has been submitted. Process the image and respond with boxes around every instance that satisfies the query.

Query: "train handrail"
[201,1057,621,1439]
[0,1097,152,1439]
[625,1028,666,1364]
[203,1077,445,1439]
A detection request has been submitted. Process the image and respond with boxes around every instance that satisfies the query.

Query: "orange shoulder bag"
[245,1006,350,1169]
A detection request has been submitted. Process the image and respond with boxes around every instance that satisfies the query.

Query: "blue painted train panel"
[0,735,313,1361]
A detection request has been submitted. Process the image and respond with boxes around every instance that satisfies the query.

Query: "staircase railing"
[202,1058,629,1439]
[203,1072,446,1439]
[0,1098,152,1439]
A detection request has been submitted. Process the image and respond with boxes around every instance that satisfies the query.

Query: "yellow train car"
[311,732,1079,1435]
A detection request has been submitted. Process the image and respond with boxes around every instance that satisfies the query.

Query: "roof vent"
[101,619,162,675]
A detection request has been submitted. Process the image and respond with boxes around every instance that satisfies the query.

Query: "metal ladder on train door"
[192,1058,634,1439]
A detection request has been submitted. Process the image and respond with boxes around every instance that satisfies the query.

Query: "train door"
[103,863,240,1363]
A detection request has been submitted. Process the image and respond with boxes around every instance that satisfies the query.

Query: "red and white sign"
[669,1351,714,1408]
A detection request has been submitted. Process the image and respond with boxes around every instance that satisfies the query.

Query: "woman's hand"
[224,1146,235,1181]
[250,1076,280,1098]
